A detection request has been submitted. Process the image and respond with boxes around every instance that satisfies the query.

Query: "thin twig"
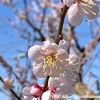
[55,6,68,44]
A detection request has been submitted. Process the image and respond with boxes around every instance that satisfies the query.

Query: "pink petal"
[30,84,42,98]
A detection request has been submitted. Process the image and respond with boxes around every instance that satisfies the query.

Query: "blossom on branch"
[61,0,99,26]
[42,77,74,100]
[22,77,74,100]
[28,40,69,78]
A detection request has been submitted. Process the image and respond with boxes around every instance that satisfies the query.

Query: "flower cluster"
[23,40,79,100]
[61,0,99,26]
[23,78,74,100]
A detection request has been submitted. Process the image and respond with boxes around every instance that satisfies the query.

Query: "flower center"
[44,55,55,67]
[42,54,63,76]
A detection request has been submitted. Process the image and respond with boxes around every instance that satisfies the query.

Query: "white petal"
[56,49,69,64]
[59,39,68,50]
[69,54,80,71]
[67,4,83,26]
[48,77,60,89]
[33,63,45,78]
[22,87,34,100]
[57,85,74,96]
[23,96,34,100]
[33,62,52,78]
[28,45,44,64]
[81,3,98,20]
[62,0,75,7]
[22,87,30,96]
[42,91,51,100]
[51,62,65,78]
[42,41,59,54]
[59,71,76,86]
[56,49,69,65]
[65,69,76,80]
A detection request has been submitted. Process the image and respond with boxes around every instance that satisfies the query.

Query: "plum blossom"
[23,78,74,100]
[42,78,74,100]
[61,0,99,26]
[28,40,69,78]
[3,78,14,89]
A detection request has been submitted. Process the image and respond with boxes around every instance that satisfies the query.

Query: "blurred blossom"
[11,16,20,26]
[0,0,5,3]
[3,78,14,89]
[18,8,25,15]
[31,1,40,13]
[74,82,96,97]
[51,9,58,18]
[85,39,98,59]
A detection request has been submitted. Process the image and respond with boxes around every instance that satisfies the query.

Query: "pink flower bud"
[30,84,42,98]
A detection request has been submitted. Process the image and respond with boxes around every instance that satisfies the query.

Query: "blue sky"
[0,1,100,100]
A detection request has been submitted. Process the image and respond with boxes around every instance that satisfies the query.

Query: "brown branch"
[55,6,69,44]
[8,0,45,41]
[42,5,69,91]
[40,5,69,100]
[42,75,50,92]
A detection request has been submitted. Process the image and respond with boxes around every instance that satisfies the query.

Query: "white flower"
[22,81,73,100]
[62,0,99,26]
[28,40,69,78]
[42,78,74,100]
